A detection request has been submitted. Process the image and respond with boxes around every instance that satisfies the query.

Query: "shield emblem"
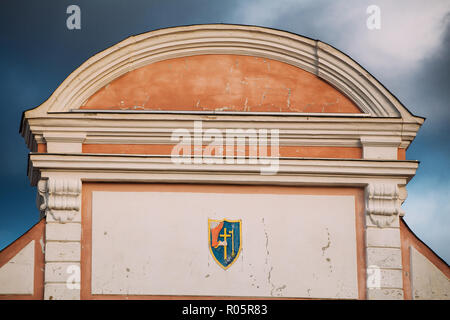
[208,219,242,269]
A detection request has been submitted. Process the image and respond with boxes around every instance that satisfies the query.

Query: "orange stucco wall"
[37,143,47,153]
[82,144,363,159]
[81,54,362,113]
[397,148,406,160]
[38,143,411,160]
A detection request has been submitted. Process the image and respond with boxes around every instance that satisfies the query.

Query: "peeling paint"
[268,266,275,296]
[40,236,45,254]
[286,88,291,109]
[82,55,362,114]
[274,284,287,296]
[261,218,277,296]
[321,228,331,256]
[213,106,231,112]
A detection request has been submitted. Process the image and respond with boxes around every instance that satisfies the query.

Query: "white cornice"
[23,114,421,151]
[28,153,418,186]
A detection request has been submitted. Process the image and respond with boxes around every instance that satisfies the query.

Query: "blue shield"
[208,219,242,269]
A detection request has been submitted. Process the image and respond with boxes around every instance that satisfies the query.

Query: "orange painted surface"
[210,222,224,248]
[37,143,47,153]
[82,144,362,159]
[397,148,406,160]
[81,183,366,300]
[81,55,362,113]
[0,219,45,300]
[400,218,450,300]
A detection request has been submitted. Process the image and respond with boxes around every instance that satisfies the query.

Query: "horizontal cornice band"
[29,153,418,186]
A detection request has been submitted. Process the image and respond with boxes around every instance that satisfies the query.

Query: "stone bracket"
[37,178,81,223]
[365,183,406,227]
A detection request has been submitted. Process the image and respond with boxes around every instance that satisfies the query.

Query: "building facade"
[0,24,449,300]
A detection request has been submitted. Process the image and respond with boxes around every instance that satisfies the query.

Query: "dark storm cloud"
[0,0,241,249]
[407,21,450,129]
[0,0,449,262]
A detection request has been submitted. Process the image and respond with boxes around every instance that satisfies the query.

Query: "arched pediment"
[25,24,422,121]
[81,54,362,114]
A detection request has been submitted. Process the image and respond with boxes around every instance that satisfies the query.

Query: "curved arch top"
[26,24,421,121]
[80,54,363,114]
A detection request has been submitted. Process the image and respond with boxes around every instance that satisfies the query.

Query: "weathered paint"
[208,219,242,270]
[399,218,450,300]
[81,55,362,113]
[82,144,363,159]
[37,143,47,153]
[0,241,35,294]
[397,148,406,160]
[39,143,405,161]
[81,183,366,299]
[0,219,45,300]
[410,248,450,299]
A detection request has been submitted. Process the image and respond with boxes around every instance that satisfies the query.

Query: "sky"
[0,0,449,263]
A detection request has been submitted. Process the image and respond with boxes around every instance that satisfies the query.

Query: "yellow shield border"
[208,218,242,270]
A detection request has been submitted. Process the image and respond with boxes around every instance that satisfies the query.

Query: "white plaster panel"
[411,247,450,300]
[363,146,398,160]
[379,269,403,289]
[46,142,82,153]
[45,242,80,262]
[45,262,80,283]
[366,227,401,248]
[0,241,35,294]
[43,132,85,154]
[367,288,404,300]
[366,247,402,269]
[46,223,81,241]
[91,191,358,299]
[44,283,80,300]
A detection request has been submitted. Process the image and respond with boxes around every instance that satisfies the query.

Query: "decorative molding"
[37,180,48,219]
[37,178,81,223]
[43,132,86,153]
[365,183,404,227]
[398,185,408,217]
[361,136,401,160]
[22,115,421,153]
[29,154,418,188]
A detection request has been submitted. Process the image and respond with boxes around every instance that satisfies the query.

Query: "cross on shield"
[208,219,242,269]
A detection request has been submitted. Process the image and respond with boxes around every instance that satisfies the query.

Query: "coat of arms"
[208,219,242,269]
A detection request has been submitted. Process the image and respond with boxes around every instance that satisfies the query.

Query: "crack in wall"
[262,218,276,296]
[286,88,291,109]
[321,228,331,256]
